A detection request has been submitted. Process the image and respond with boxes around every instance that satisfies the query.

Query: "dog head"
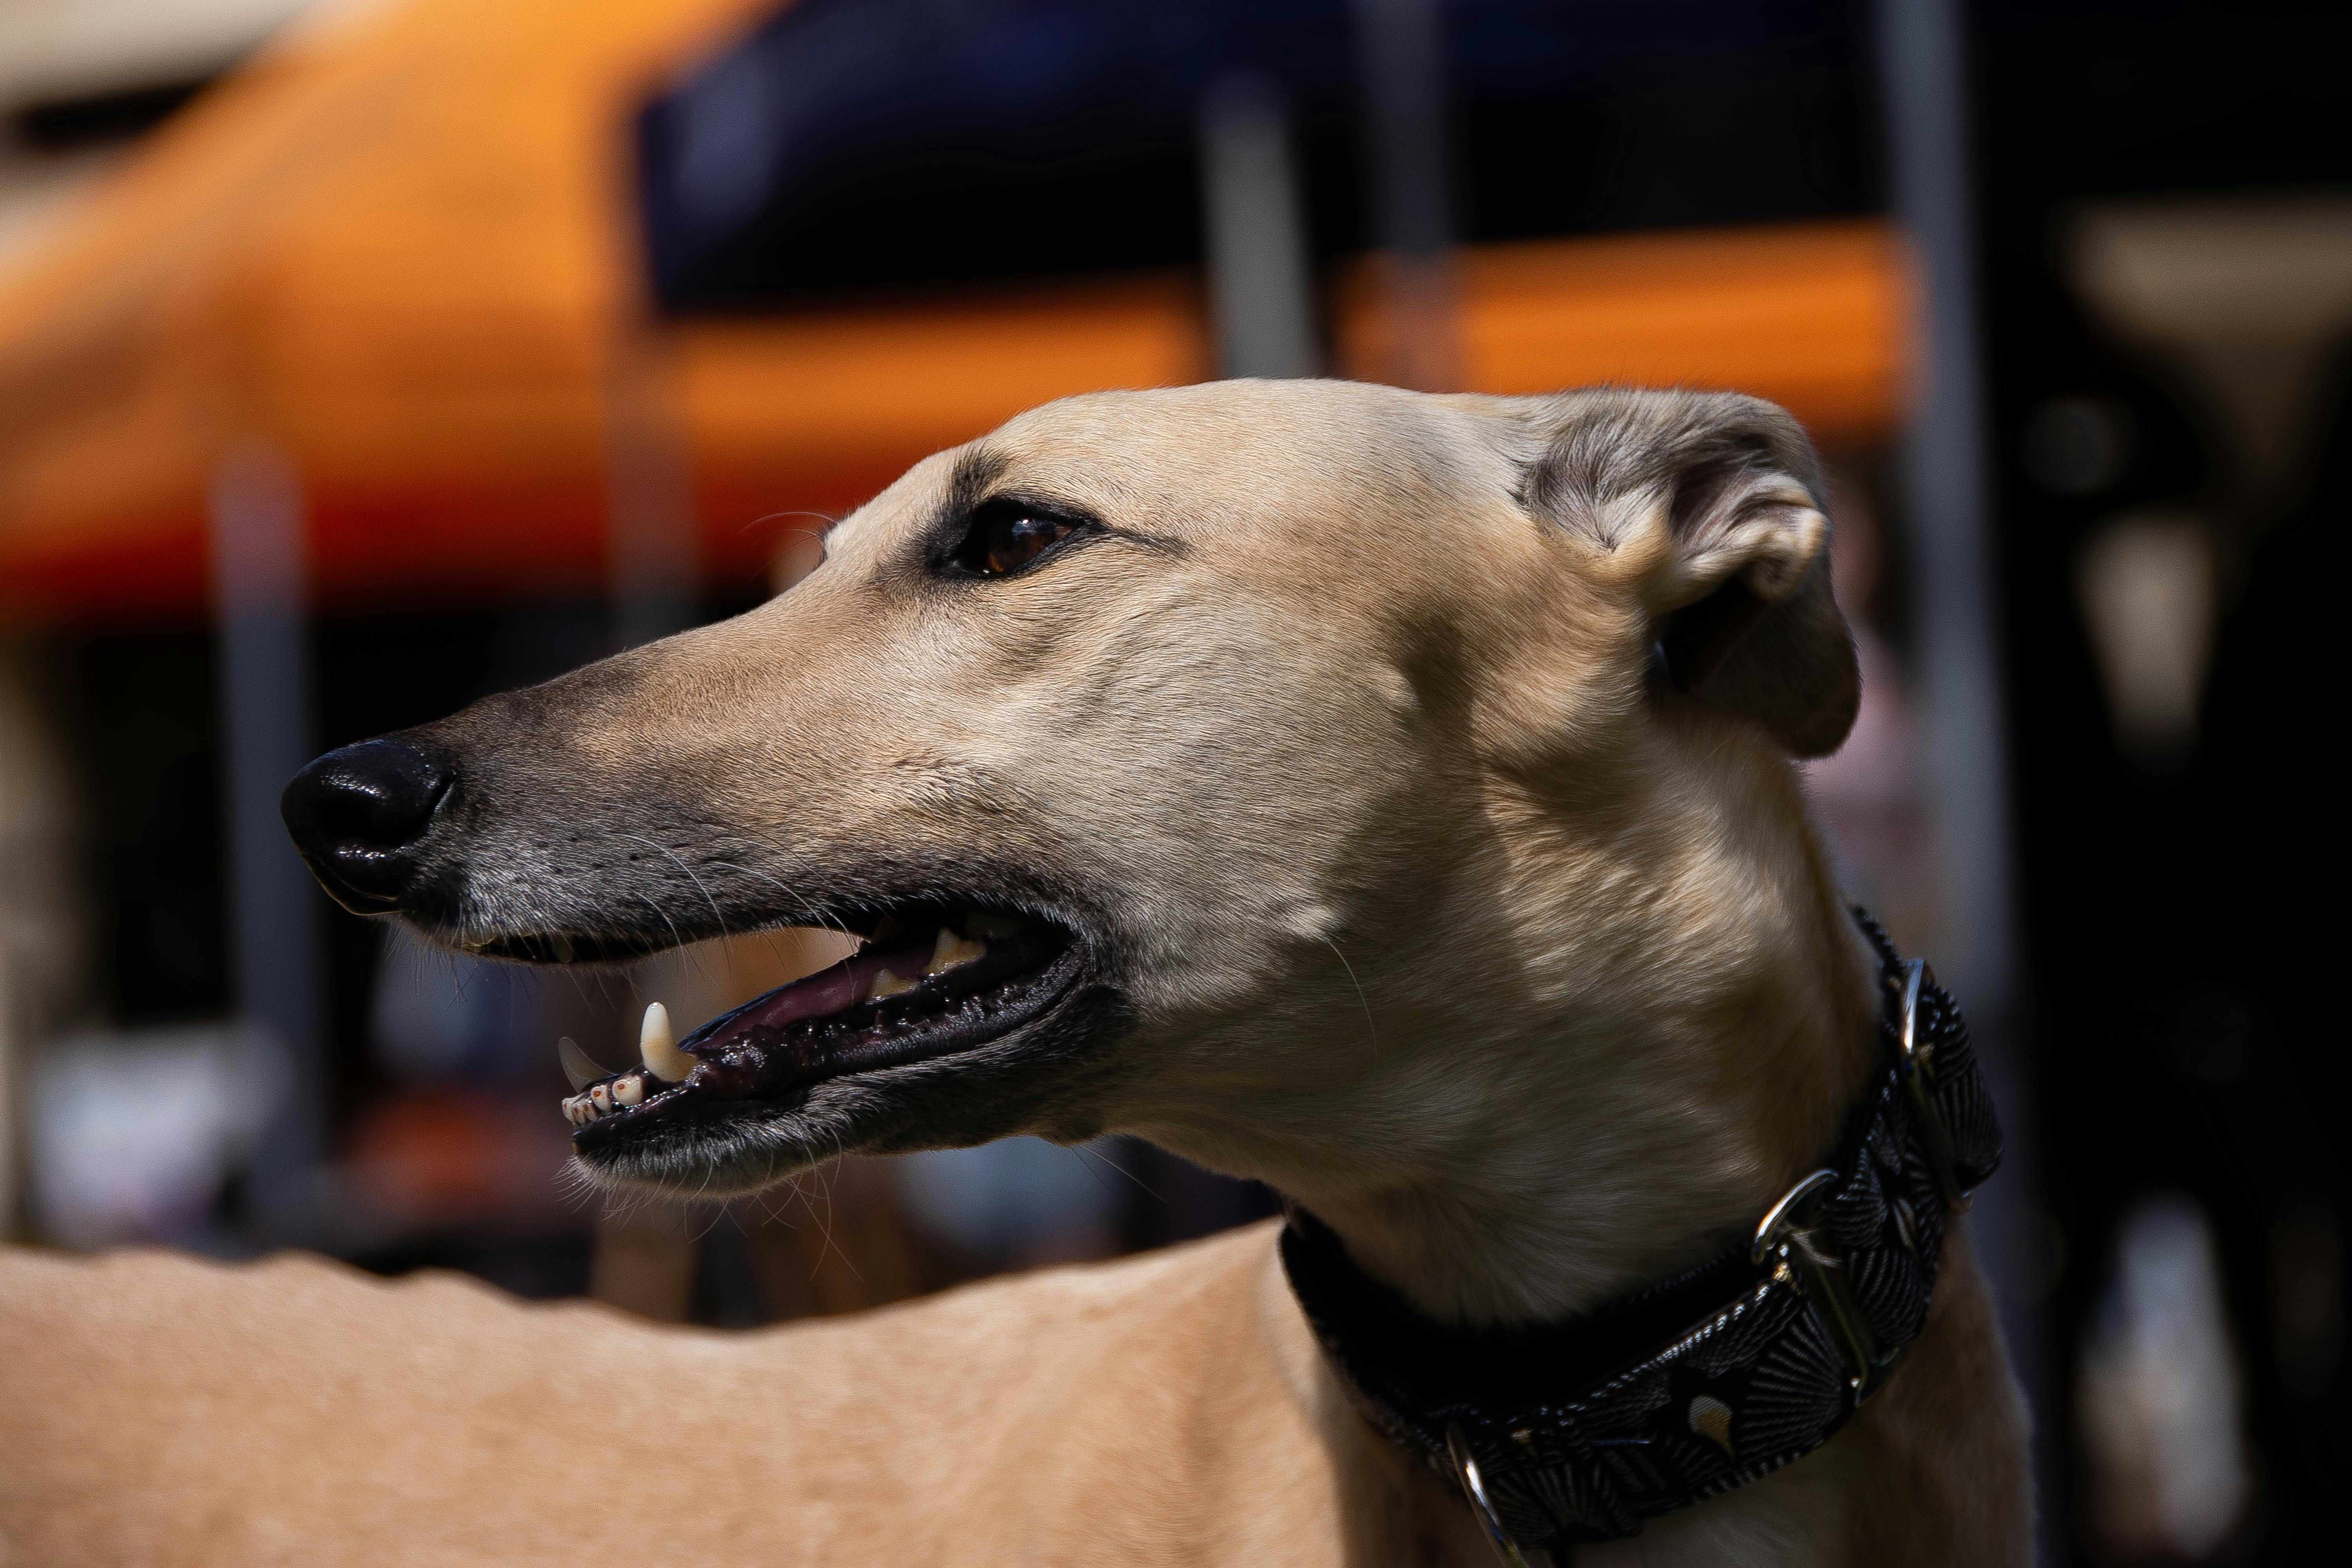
[282,381,1856,1199]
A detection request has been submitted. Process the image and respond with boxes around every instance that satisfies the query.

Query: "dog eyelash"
[939,499,1095,579]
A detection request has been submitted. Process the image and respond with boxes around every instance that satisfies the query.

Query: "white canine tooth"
[639,1002,694,1083]
[557,1036,610,1092]
[927,929,987,975]
[869,968,914,1000]
[964,911,1023,939]
[612,1075,644,1107]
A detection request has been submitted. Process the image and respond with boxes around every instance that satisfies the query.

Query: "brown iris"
[949,505,1083,577]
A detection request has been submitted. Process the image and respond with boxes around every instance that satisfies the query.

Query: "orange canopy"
[0,0,1909,622]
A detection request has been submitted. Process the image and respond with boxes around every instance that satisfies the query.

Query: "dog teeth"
[549,1000,710,1128]
[639,1002,694,1082]
[868,967,914,1000]
[561,1070,651,1127]
[927,928,987,975]
[557,1035,610,1091]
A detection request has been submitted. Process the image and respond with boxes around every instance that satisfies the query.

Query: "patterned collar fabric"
[1278,909,2002,1553]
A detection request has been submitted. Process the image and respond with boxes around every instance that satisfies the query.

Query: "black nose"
[280,739,453,913]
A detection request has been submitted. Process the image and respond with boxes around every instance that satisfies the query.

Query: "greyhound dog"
[0,382,2029,1564]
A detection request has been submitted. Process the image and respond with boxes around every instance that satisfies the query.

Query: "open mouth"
[555,904,1081,1150]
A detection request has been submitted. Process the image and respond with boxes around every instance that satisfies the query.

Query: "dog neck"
[1163,731,1884,1330]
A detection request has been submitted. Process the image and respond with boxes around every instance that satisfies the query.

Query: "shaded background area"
[0,1,2345,1561]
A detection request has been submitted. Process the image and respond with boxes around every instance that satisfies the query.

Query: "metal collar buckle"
[1752,1170,1900,1404]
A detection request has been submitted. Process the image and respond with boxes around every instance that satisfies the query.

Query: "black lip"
[571,918,1085,1153]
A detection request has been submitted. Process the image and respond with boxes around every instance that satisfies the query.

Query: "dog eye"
[946,505,1085,577]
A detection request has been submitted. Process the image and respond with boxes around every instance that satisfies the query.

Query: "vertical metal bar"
[209,442,323,1233]
[1874,0,2015,1014]
[1198,72,1320,381]
[1873,0,2052,1551]
[1352,0,1460,390]
[0,956,17,1236]
[605,328,701,650]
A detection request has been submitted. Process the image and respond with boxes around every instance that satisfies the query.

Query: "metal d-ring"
[1446,1424,1541,1568]
[1751,1169,1838,1265]
[1896,958,1971,1212]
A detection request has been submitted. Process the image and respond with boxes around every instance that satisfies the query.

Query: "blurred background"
[0,0,2341,1559]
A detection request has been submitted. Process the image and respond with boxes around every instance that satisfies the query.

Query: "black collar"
[1278,909,2002,1559]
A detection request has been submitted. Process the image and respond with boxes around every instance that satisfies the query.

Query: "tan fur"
[0,381,2029,1564]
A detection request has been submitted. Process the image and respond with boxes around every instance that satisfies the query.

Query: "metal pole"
[1352,0,1460,390]
[1874,0,2016,1013]
[1198,72,1319,381]
[209,441,324,1235]
[1873,0,2052,1552]
[605,328,701,650]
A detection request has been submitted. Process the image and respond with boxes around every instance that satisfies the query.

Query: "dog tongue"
[676,931,940,1054]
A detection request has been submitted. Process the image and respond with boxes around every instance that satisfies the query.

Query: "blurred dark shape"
[11,81,209,152]
[40,632,227,1025]
[2024,397,2135,497]
[2268,1198,2341,1400]
[1973,4,2351,1559]
[636,0,1881,311]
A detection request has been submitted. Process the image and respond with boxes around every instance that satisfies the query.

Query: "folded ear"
[1524,389,1860,758]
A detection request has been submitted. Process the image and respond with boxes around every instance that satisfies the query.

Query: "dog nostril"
[280,739,452,913]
